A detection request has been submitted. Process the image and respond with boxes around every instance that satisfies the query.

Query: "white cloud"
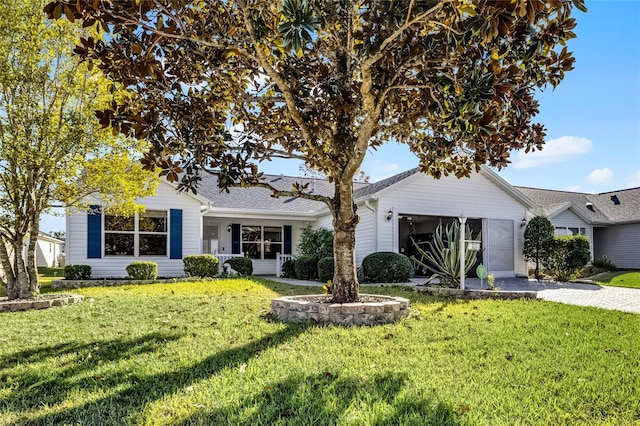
[625,170,640,187]
[587,168,614,184]
[513,136,592,169]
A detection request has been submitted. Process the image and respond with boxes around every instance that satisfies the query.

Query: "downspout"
[364,195,378,252]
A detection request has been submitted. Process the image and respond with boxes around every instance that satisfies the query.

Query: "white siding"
[355,200,377,266]
[551,209,594,258]
[373,171,529,276]
[315,213,333,229]
[67,182,203,278]
[594,223,640,269]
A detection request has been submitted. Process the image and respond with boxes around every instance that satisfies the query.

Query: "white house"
[66,166,540,278]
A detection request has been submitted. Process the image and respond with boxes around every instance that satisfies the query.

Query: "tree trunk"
[27,221,40,295]
[0,239,17,299]
[331,178,360,303]
[13,241,32,299]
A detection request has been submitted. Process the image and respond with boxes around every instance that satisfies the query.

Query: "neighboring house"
[515,187,640,269]
[66,166,537,278]
[23,232,65,268]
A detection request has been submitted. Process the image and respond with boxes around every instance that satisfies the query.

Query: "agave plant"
[410,221,481,288]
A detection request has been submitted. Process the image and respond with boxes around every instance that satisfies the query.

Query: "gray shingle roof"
[353,168,420,198]
[514,186,640,224]
[198,173,369,213]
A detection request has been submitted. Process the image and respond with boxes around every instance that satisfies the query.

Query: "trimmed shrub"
[281,259,297,278]
[592,258,616,271]
[64,264,91,280]
[363,252,414,283]
[546,235,591,282]
[224,257,253,276]
[294,255,318,280]
[317,257,334,282]
[183,254,219,278]
[126,261,158,280]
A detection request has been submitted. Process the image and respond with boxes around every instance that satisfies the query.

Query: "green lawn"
[590,271,640,290]
[1,278,639,425]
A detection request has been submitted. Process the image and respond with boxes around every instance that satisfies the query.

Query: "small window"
[139,210,167,256]
[241,225,283,260]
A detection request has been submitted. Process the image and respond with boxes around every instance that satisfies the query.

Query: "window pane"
[105,233,134,256]
[139,210,167,232]
[264,242,282,259]
[569,227,579,236]
[264,226,282,243]
[105,215,134,231]
[140,234,167,256]
[243,242,261,259]
[242,226,261,242]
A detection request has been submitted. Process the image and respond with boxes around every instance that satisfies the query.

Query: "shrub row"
[63,255,253,280]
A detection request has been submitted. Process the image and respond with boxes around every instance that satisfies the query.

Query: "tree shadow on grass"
[176,372,460,425]
[0,332,185,415]
[22,323,307,425]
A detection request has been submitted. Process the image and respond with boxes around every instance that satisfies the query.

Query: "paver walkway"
[262,276,640,314]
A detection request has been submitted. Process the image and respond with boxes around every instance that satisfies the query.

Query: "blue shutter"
[231,224,241,254]
[87,205,102,258]
[283,225,292,254]
[169,209,183,259]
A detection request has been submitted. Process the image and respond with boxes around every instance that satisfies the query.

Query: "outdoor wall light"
[386,209,393,222]
[228,224,232,232]
[520,218,527,228]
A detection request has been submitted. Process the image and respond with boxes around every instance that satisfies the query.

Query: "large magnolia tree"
[46,0,584,303]
[0,0,157,300]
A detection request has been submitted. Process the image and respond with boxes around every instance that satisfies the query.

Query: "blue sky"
[40,2,640,233]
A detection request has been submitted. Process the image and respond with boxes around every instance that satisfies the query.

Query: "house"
[31,232,65,268]
[515,187,640,269]
[66,166,538,278]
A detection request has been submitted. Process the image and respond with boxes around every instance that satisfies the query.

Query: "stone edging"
[52,277,211,289]
[0,294,84,313]
[271,294,410,326]
[415,286,537,300]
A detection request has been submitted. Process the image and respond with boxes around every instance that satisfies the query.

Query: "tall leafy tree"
[0,0,158,300]
[46,0,585,303]
[523,215,555,279]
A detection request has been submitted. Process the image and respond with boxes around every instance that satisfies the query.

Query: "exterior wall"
[550,209,594,258]
[594,223,640,269]
[203,217,311,275]
[355,200,377,266]
[34,239,64,268]
[374,171,529,277]
[67,182,203,278]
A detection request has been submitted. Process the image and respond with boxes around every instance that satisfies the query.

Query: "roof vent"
[585,202,595,212]
[611,195,620,205]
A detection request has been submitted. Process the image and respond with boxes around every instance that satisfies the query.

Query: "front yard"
[589,271,640,290]
[1,278,639,425]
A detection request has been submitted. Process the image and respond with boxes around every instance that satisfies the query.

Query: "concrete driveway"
[263,276,640,314]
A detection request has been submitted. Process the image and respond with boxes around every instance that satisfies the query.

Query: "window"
[104,210,167,256]
[241,225,282,259]
[555,226,586,237]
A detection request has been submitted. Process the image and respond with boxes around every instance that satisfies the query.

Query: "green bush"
[592,258,616,271]
[224,257,253,276]
[298,225,334,259]
[317,257,334,282]
[363,252,414,283]
[546,235,591,282]
[64,264,91,280]
[294,255,318,280]
[183,254,219,277]
[126,262,158,280]
[281,259,297,278]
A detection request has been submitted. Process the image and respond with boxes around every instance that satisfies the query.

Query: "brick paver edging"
[415,286,537,300]
[0,294,84,313]
[271,294,410,326]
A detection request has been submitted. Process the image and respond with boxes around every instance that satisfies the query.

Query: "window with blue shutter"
[87,205,102,258]
[169,209,183,259]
